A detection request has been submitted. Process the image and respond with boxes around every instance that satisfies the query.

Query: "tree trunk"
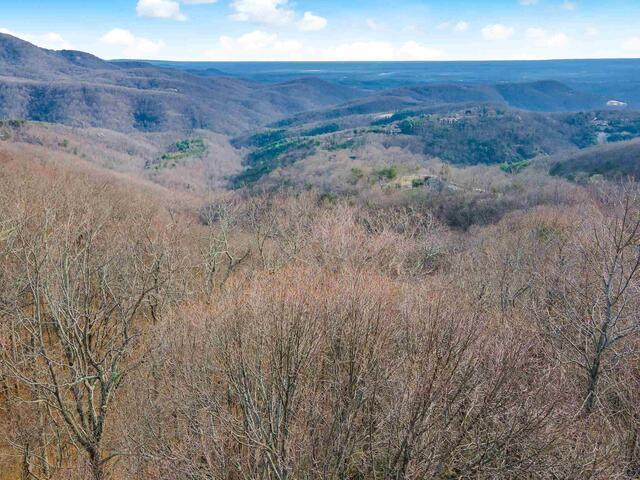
[21,444,31,480]
[89,448,104,480]
[585,357,601,415]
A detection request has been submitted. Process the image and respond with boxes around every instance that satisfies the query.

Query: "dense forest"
[1,32,640,480]
[1,140,639,479]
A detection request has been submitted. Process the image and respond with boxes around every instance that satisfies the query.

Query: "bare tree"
[539,184,640,414]
[0,196,172,480]
[200,201,250,296]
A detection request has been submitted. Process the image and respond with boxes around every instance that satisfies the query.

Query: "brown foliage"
[2,149,640,479]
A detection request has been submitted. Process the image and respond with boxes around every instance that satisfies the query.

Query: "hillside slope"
[548,138,640,180]
[0,120,243,192]
[0,34,118,80]
[229,106,640,189]
[274,80,607,128]
[0,34,365,134]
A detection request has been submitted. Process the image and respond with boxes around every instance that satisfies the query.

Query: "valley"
[3,32,640,200]
[2,29,640,480]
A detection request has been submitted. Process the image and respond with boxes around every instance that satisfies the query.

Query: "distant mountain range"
[0,34,364,134]
[151,59,640,106]
[0,33,632,136]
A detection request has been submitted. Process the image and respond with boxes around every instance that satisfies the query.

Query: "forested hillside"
[2,137,640,479]
[0,34,364,134]
[1,34,640,480]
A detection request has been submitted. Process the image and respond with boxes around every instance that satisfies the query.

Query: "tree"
[200,200,250,295]
[0,193,172,479]
[539,184,640,414]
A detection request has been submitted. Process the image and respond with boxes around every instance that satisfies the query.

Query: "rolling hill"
[548,138,640,181]
[269,80,607,129]
[0,34,616,137]
[229,106,640,189]
[0,33,365,134]
[0,118,243,193]
[2,33,639,196]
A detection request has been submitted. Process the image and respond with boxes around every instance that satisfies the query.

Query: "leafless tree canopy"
[1,152,640,480]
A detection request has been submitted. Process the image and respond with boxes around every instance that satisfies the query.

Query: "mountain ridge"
[0,33,625,136]
[0,33,366,134]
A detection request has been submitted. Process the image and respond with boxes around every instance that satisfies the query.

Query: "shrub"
[375,165,399,180]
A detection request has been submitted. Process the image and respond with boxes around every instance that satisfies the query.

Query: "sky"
[1,0,640,61]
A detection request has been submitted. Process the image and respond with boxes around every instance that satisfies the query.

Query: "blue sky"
[1,0,639,61]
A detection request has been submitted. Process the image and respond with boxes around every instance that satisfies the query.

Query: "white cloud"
[519,0,538,5]
[100,28,165,57]
[366,19,385,31]
[481,24,515,41]
[438,21,469,32]
[204,30,302,60]
[298,11,327,32]
[561,1,577,10]
[397,41,444,60]
[403,23,420,33]
[0,28,73,50]
[585,26,600,37]
[322,41,395,61]
[203,33,443,62]
[136,0,187,21]
[221,30,276,48]
[526,28,569,47]
[321,41,443,61]
[36,32,73,50]
[454,21,469,32]
[230,0,295,26]
[623,37,640,52]
[136,0,217,21]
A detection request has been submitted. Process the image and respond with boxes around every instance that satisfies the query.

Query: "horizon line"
[117,57,640,63]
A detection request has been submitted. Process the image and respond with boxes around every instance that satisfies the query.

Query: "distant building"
[607,100,628,108]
